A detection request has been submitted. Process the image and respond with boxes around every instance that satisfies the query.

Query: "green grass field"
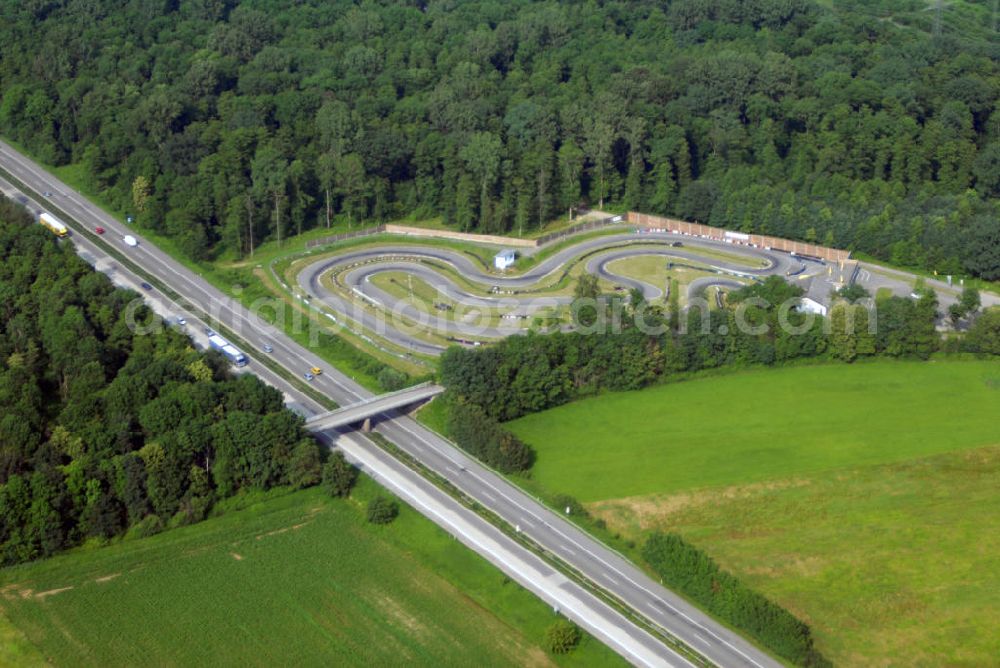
[0,479,622,668]
[507,359,1000,666]
[508,360,1000,502]
[603,256,745,305]
[590,446,1000,666]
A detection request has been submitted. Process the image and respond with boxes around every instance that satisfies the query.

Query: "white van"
[123,235,138,247]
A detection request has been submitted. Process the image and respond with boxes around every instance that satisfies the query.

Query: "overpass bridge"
[305,382,444,432]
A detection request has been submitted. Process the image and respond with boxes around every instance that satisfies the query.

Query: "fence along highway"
[0,138,782,668]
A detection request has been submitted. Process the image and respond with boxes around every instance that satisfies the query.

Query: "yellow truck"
[39,212,68,237]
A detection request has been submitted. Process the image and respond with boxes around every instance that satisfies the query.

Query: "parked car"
[95,226,105,235]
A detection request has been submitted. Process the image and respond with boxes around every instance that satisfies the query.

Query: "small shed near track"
[494,249,516,270]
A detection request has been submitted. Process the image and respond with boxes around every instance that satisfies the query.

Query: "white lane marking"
[2,149,373,405]
[5,142,766,666]
[335,432,695,668]
[387,420,768,667]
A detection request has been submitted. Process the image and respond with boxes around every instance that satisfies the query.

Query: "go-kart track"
[4,137,997,668]
[294,228,849,356]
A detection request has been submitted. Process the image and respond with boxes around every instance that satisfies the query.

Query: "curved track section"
[295,231,806,354]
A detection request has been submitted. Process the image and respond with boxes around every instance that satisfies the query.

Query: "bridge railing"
[304,381,442,424]
[344,381,439,408]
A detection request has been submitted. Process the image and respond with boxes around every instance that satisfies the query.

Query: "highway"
[0,138,783,668]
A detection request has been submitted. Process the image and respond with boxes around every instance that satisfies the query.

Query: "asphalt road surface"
[296,235,810,352]
[0,169,692,668]
[0,139,782,668]
[298,227,999,353]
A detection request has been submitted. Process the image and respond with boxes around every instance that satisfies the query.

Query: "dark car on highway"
[140,282,153,291]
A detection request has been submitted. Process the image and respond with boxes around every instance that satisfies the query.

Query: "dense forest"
[0,198,324,565]
[0,0,998,277]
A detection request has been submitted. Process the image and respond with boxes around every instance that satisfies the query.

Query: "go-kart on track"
[297,233,820,355]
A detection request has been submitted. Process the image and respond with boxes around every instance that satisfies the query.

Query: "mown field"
[508,360,1000,501]
[507,360,1000,666]
[0,479,622,668]
[590,446,1000,666]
